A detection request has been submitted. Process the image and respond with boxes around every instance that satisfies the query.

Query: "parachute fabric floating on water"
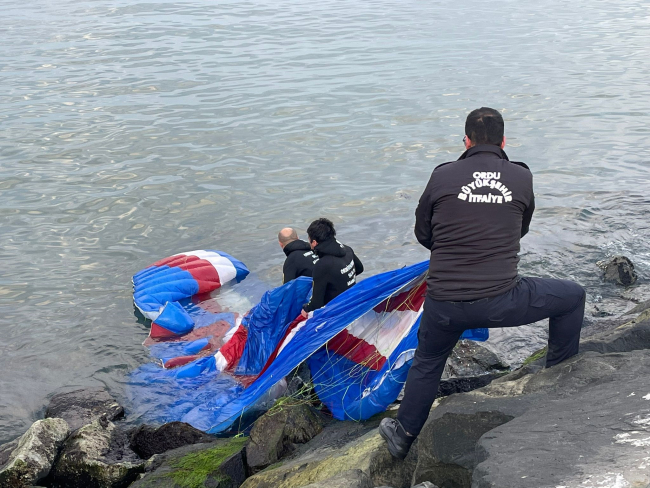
[133,250,249,339]
[129,252,488,434]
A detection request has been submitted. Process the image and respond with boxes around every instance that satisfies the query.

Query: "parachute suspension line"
[294,275,427,421]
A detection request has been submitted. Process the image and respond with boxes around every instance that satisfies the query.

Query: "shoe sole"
[379,422,408,460]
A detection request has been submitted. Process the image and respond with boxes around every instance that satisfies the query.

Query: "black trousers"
[397,277,586,436]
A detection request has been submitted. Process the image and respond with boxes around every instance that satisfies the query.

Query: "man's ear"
[464,136,472,150]
[501,136,506,149]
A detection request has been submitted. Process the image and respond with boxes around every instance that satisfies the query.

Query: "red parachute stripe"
[328,329,386,371]
[163,354,202,369]
[178,260,221,294]
[149,322,180,339]
[151,254,200,267]
[219,325,248,371]
[373,281,426,313]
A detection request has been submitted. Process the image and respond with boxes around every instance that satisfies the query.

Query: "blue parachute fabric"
[235,277,313,376]
[149,338,211,360]
[461,327,489,341]
[127,362,244,426]
[155,302,195,335]
[134,278,200,315]
[182,260,430,433]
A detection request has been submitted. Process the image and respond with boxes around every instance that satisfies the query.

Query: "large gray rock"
[50,416,144,488]
[412,318,650,488]
[0,418,69,487]
[45,388,124,431]
[241,413,416,488]
[131,438,248,488]
[599,255,638,286]
[245,403,324,473]
[473,349,650,487]
[581,310,650,354]
[129,422,214,459]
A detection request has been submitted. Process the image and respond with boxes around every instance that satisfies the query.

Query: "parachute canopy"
[128,250,487,434]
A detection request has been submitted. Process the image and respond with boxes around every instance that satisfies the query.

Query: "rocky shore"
[1,257,648,488]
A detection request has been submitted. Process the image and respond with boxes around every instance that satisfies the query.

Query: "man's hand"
[301,309,308,318]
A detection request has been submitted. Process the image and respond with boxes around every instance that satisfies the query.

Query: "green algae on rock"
[132,437,248,488]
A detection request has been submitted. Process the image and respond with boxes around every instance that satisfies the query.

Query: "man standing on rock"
[279,227,318,283]
[379,107,586,459]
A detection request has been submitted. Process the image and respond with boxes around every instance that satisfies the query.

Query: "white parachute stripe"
[214,351,229,372]
[171,250,237,284]
[276,316,311,358]
[346,307,422,357]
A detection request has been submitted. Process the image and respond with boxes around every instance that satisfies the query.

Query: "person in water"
[301,218,364,316]
[379,107,586,459]
[278,227,318,283]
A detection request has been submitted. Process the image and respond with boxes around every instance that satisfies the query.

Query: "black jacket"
[303,238,364,312]
[282,240,318,284]
[415,145,535,301]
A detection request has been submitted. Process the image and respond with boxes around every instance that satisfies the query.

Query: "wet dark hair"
[465,107,504,146]
[307,218,336,243]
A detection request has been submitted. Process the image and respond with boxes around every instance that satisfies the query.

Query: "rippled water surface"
[1,0,649,442]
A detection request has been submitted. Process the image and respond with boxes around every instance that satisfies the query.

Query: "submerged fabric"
[129,252,488,434]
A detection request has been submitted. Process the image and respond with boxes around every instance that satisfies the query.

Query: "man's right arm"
[414,174,436,250]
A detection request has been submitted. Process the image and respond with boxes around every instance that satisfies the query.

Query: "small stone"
[45,387,124,431]
[598,256,638,286]
[0,418,69,487]
[129,422,214,460]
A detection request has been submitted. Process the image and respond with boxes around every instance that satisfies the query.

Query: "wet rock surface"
[443,341,509,379]
[599,255,638,286]
[0,418,69,487]
[412,316,650,488]
[241,413,416,488]
[131,437,248,488]
[129,421,214,460]
[245,403,324,473]
[45,388,125,432]
[474,349,650,487]
[50,416,144,488]
[301,469,372,488]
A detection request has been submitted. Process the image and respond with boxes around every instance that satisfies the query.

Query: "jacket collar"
[458,144,509,161]
[283,239,311,257]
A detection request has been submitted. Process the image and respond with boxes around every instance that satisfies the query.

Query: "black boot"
[379,417,415,460]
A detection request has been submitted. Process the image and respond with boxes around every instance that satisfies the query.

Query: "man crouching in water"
[301,218,364,317]
[379,107,586,459]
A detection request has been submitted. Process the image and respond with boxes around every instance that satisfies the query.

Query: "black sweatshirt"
[282,239,318,284]
[415,144,535,301]
[302,238,364,312]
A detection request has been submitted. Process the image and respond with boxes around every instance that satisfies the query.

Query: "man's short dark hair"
[465,107,504,146]
[307,218,336,243]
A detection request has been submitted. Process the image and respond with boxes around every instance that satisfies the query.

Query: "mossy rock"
[132,437,248,488]
[522,347,547,366]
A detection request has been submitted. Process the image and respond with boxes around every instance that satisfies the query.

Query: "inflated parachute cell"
[133,250,249,336]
